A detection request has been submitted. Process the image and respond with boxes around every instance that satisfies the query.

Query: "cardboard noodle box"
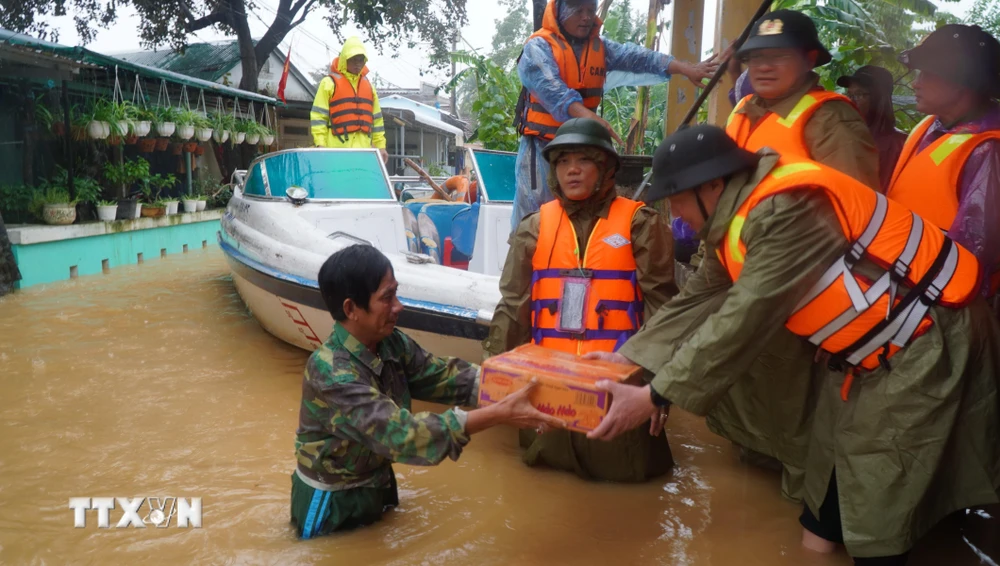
[478,344,643,433]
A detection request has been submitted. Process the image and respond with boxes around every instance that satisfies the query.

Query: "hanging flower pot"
[232,132,246,144]
[156,122,176,137]
[245,133,260,145]
[195,127,213,142]
[175,124,195,140]
[213,130,230,144]
[100,122,112,138]
[138,138,157,152]
[155,138,170,151]
[182,141,198,153]
[170,142,183,155]
[116,120,130,137]
[107,135,123,146]
[125,134,139,145]
[193,145,205,157]
[262,134,275,146]
[133,121,152,137]
[87,120,106,139]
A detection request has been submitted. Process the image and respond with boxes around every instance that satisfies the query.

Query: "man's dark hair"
[318,245,394,321]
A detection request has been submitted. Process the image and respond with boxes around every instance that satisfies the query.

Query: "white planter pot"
[182,199,198,213]
[164,201,179,215]
[156,122,176,137]
[232,132,246,144]
[133,203,143,219]
[196,200,207,212]
[116,120,130,136]
[213,130,230,144]
[195,127,213,142]
[97,205,118,222]
[133,121,151,137]
[175,124,195,140]
[245,133,260,145]
[101,122,112,138]
[42,203,76,225]
[87,121,106,139]
[262,134,275,146]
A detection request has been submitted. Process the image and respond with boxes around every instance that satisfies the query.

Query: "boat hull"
[221,234,487,361]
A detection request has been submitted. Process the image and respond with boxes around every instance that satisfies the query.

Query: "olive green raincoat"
[484,149,678,482]
[620,150,1000,556]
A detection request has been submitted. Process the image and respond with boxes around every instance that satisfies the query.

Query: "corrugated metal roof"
[0,29,278,104]
[115,41,247,83]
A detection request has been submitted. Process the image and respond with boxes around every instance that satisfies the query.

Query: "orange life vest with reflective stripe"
[519,0,606,141]
[329,67,374,139]
[531,197,644,355]
[725,91,853,158]
[887,115,1000,231]
[717,158,981,372]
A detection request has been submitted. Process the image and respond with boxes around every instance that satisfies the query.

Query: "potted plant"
[196,194,208,211]
[132,107,154,138]
[209,112,233,144]
[140,200,167,218]
[231,118,254,145]
[96,199,118,221]
[194,113,213,142]
[86,100,114,140]
[243,120,264,145]
[138,136,157,152]
[105,157,150,219]
[151,174,178,214]
[174,109,198,140]
[153,105,180,137]
[73,173,103,222]
[31,172,77,225]
[261,125,276,147]
[34,103,63,137]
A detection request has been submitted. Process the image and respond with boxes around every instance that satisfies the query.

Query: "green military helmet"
[542,118,620,170]
[645,124,759,203]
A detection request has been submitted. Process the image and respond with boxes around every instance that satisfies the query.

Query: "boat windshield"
[470,149,516,202]
[244,150,394,200]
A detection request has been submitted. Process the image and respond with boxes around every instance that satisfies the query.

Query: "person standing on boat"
[886,25,1000,299]
[510,0,726,232]
[585,125,1000,564]
[310,37,389,163]
[484,118,678,482]
[291,245,563,538]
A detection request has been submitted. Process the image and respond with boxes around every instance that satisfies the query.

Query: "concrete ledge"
[7,210,224,245]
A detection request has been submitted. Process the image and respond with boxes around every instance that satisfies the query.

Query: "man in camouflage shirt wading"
[291,245,562,539]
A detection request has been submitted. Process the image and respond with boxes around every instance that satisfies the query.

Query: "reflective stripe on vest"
[886,114,1000,231]
[328,72,374,138]
[519,2,606,141]
[530,197,644,355]
[724,91,853,158]
[717,158,981,371]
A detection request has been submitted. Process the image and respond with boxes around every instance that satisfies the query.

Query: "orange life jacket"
[725,90,853,158]
[531,197,644,355]
[518,0,606,141]
[886,115,1000,231]
[717,158,981,373]
[328,62,374,140]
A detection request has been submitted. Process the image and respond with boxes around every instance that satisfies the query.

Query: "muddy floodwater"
[0,249,997,565]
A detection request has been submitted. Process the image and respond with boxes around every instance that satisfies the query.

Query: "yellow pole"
[626,0,665,154]
[665,0,704,133]
[707,0,759,125]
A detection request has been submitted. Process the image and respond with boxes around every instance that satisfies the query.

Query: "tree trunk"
[232,0,261,93]
[532,0,546,31]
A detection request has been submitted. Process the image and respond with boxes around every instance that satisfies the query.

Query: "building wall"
[222,52,313,103]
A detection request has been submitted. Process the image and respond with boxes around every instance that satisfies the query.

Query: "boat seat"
[451,202,480,259]
[412,201,472,266]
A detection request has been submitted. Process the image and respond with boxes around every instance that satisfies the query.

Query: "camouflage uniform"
[291,322,480,538]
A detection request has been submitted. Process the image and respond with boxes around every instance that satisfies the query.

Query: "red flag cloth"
[277,46,291,103]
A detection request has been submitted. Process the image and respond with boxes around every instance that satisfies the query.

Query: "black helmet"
[900,24,1000,99]
[737,9,832,67]
[542,118,619,168]
[645,125,760,203]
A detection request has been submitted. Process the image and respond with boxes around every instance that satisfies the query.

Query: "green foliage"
[209,112,236,132]
[153,105,181,124]
[967,0,1000,38]
[176,109,200,126]
[73,174,103,205]
[103,158,151,196]
[448,51,521,151]
[0,183,40,224]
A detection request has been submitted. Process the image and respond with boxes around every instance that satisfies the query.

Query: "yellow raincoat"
[310,37,387,149]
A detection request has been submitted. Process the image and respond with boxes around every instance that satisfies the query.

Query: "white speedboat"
[219,147,516,360]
